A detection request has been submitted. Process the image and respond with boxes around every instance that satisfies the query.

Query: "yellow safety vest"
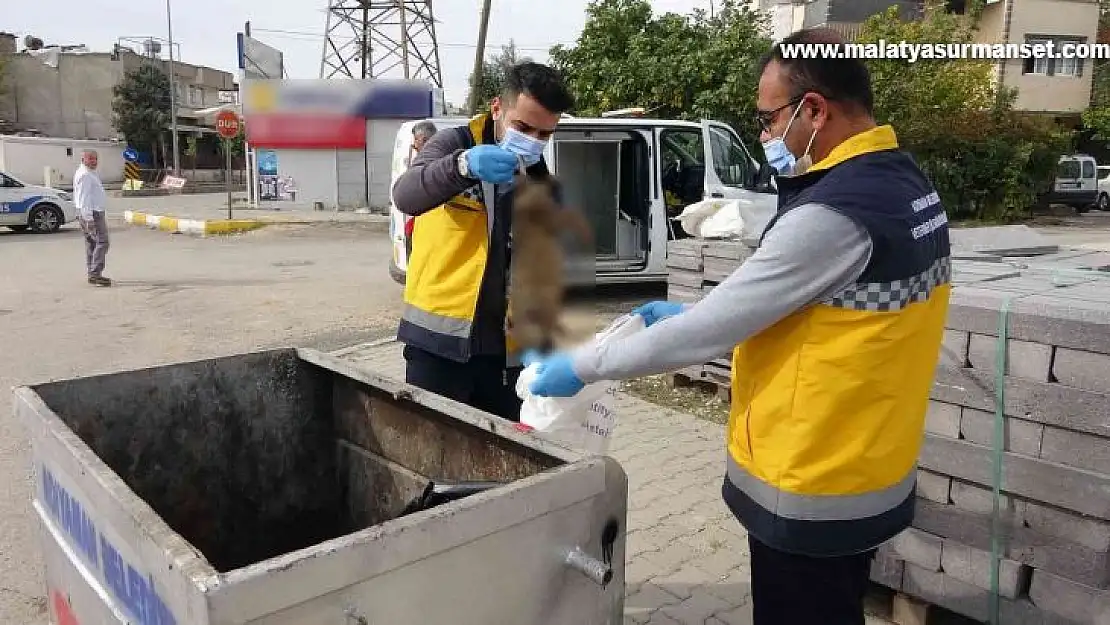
[723,126,952,556]
[398,113,522,363]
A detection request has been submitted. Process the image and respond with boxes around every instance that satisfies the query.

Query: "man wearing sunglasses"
[525,27,951,624]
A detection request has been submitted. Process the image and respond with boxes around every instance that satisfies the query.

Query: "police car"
[0,170,77,233]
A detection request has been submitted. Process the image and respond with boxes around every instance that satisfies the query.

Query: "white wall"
[336,148,367,209]
[0,136,125,187]
[276,149,338,208]
[367,120,405,209]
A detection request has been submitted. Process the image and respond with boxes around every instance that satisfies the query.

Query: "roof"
[401,115,704,130]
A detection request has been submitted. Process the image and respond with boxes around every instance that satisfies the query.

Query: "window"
[707,126,752,188]
[1022,35,1085,77]
[1057,159,1080,179]
[1098,167,1110,181]
[0,173,24,188]
[1083,160,1096,179]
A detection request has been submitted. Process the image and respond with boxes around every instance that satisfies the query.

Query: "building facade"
[754,0,1099,117]
[975,0,1100,116]
[0,33,237,159]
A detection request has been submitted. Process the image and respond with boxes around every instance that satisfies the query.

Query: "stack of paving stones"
[665,238,755,387]
[874,247,1110,624]
[668,227,1110,623]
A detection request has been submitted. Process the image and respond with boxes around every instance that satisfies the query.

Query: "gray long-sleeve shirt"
[571,203,874,383]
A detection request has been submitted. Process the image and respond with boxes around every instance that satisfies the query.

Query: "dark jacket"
[393,114,555,361]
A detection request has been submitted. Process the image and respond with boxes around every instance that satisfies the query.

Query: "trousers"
[403,345,523,421]
[81,211,110,277]
[748,533,876,625]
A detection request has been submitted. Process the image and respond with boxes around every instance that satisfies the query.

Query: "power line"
[250,26,566,51]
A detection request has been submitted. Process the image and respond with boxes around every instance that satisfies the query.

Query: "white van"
[387,115,777,285]
[1050,154,1099,213]
[1096,165,1110,212]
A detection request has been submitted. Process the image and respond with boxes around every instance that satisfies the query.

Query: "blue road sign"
[122,147,138,162]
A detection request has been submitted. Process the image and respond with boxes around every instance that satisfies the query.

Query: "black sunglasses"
[755,95,804,134]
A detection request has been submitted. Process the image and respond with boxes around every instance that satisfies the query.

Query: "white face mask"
[760,100,818,176]
[500,126,547,167]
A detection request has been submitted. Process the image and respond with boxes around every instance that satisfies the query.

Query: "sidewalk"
[331,339,755,625]
[109,192,390,229]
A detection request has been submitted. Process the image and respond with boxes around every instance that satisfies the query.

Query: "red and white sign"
[216,110,241,139]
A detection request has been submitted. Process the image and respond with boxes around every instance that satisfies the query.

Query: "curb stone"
[123,210,266,235]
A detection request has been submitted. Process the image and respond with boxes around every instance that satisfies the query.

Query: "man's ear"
[490,96,502,121]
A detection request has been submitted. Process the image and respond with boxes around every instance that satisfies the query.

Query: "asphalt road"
[0,219,405,623]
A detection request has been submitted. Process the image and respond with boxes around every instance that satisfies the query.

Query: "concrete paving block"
[949,225,1058,256]
[902,563,1050,625]
[890,528,943,572]
[666,268,705,289]
[704,241,754,261]
[1025,502,1110,553]
[915,469,952,504]
[958,407,1044,457]
[1053,347,1110,393]
[667,285,703,304]
[1041,427,1110,476]
[950,479,1026,518]
[666,253,702,272]
[942,330,970,367]
[931,364,1110,439]
[967,333,1052,381]
[919,434,1110,521]
[925,400,962,438]
[945,287,1110,355]
[940,538,1030,598]
[1029,569,1110,624]
[913,498,1110,589]
[870,546,904,589]
[703,256,742,283]
[966,333,1054,382]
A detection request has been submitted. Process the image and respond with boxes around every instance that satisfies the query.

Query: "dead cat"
[508,172,593,354]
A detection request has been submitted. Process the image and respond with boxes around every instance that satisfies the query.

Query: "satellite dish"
[24,35,44,50]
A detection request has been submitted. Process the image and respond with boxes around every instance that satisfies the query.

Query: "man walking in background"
[406,120,438,168]
[74,150,111,286]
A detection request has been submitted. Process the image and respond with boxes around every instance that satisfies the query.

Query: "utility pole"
[468,0,492,114]
[166,0,180,175]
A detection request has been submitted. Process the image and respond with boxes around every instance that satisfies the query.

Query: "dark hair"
[412,120,437,138]
[502,61,575,114]
[758,28,874,116]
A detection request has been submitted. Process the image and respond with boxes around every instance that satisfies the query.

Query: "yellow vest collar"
[809,125,899,172]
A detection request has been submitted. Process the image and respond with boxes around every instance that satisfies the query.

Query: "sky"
[8,0,719,106]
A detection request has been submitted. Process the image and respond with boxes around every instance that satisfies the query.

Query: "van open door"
[699,119,777,241]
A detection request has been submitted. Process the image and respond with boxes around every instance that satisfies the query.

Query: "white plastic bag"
[515,314,646,454]
[677,199,746,239]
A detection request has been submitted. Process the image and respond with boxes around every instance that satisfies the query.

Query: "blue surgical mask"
[761,101,818,176]
[500,126,547,167]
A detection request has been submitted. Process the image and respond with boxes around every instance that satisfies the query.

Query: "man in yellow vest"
[528,28,951,624]
[391,62,574,421]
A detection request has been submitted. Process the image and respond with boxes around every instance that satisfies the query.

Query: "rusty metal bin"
[17,348,627,625]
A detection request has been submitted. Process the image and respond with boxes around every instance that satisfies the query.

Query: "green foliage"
[1082,2,1110,139]
[468,41,529,114]
[857,1,1071,220]
[111,65,171,157]
[549,0,772,139]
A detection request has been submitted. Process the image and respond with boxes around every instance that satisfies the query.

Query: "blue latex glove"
[631,300,684,327]
[528,352,586,397]
[465,145,519,183]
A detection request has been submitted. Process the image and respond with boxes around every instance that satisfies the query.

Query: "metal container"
[18,348,627,625]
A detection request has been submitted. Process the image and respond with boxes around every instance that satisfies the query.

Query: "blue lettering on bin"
[41,466,176,625]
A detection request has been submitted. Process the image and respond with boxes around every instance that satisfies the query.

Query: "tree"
[111,65,171,166]
[467,41,529,113]
[856,1,1072,221]
[1081,0,1110,139]
[549,0,772,138]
